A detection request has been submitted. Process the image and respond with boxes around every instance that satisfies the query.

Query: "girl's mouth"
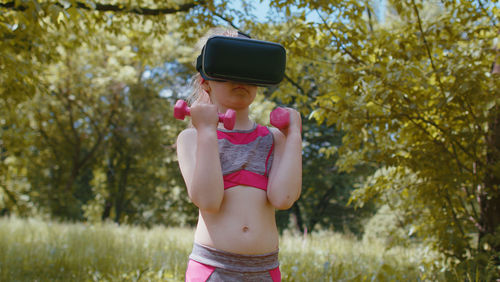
[233,86,248,92]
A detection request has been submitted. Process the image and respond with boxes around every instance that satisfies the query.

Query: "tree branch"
[36,109,63,165]
[315,9,366,65]
[442,188,467,238]
[211,10,241,31]
[410,113,484,169]
[411,0,447,100]
[0,1,201,15]
[283,74,306,96]
[61,74,82,153]
[365,1,374,33]
[476,0,498,28]
[371,71,484,171]
[48,102,74,147]
[0,183,19,209]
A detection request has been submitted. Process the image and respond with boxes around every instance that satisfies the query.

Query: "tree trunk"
[292,203,305,233]
[479,105,500,262]
[101,199,112,220]
[114,156,132,223]
[102,159,116,221]
[478,45,500,265]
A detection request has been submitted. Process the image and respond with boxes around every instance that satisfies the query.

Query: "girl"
[176,28,302,282]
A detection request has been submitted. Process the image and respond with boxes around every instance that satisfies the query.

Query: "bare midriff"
[194,185,279,255]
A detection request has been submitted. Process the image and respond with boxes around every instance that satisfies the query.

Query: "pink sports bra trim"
[265,142,274,176]
[217,125,270,145]
[223,170,268,191]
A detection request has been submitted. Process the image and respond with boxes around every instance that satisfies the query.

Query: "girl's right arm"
[176,104,224,213]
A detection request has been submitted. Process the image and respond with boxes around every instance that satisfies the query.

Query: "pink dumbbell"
[270,107,290,130]
[270,107,302,132]
[174,100,236,130]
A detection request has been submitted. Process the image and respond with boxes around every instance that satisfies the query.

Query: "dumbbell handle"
[174,100,236,130]
[176,107,227,121]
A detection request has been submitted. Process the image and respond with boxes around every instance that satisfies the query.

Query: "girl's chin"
[222,101,250,111]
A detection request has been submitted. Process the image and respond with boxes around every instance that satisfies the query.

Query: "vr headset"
[196,35,286,86]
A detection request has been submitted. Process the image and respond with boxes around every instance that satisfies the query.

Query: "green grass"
[0,217,442,281]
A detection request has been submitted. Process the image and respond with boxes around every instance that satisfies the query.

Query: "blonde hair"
[186,27,240,106]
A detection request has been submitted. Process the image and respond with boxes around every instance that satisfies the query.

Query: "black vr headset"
[196,35,286,86]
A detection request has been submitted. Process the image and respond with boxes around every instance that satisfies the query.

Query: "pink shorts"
[185,243,281,282]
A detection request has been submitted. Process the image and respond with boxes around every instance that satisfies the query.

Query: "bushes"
[362,204,410,247]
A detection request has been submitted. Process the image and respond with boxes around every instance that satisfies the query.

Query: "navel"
[242,226,249,232]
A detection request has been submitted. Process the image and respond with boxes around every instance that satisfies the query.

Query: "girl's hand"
[281,108,302,136]
[190,102,219,131]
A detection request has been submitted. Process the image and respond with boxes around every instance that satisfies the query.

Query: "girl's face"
[203,80,257,111]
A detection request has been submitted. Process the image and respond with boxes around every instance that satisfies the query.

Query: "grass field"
[0,216,443,281]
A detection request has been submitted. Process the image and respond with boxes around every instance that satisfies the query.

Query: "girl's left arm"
[267,109,302,210]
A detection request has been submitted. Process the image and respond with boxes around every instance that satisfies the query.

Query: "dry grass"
[0,216,441,281]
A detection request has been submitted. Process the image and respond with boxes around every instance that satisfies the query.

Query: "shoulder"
[177,127,196,141]
[254,124,279,137]
[268,126,285,146]
[177,128,197,151]
[252,124,282,144]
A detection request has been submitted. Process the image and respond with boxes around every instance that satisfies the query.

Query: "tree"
[1,0,498,277]
[207,0,498,276]
[0,1,200,222]
[271,116,375,235]
[245,0,498,277]
[0,0,201,103]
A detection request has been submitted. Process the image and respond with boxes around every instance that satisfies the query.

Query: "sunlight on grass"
[279,230,441,281]
[0,217,441,281]
[0,216,194,281]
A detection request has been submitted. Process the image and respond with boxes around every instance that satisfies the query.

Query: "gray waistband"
[189,243,279,272]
